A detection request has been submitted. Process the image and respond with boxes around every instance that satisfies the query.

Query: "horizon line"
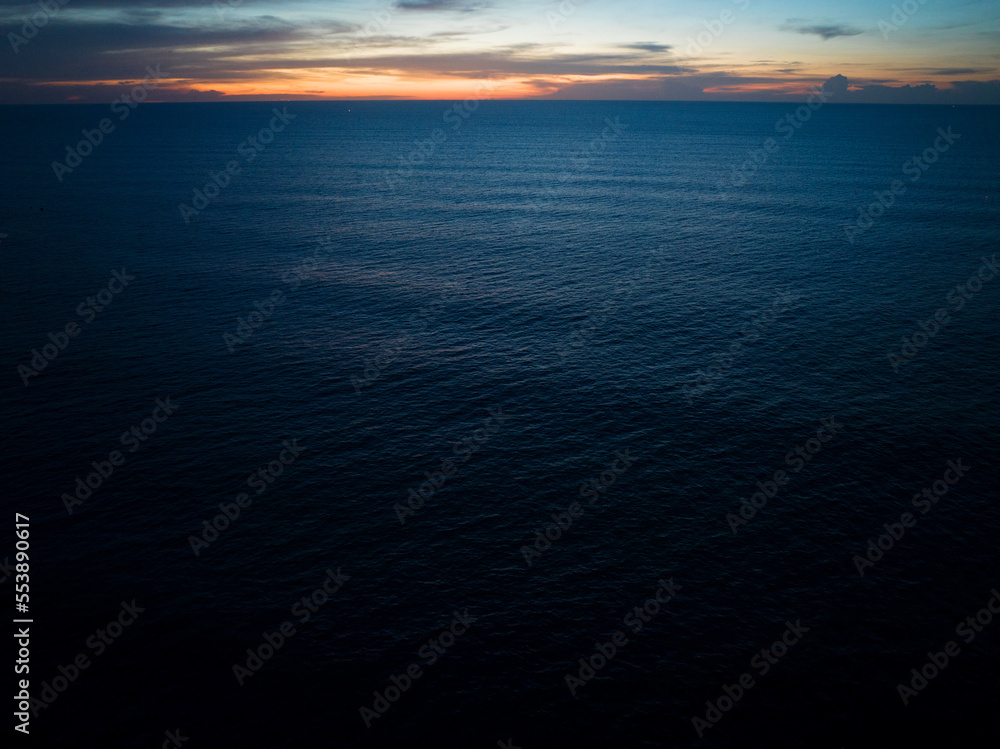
[2,99,995,106]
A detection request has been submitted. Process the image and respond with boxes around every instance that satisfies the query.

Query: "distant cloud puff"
[930,68,992,76]
[396,0,484,10]
[539,72,1000,105]
[821,74,850,96]
[818,74,1000,105]
[621,42,673,53]
[781,21,864,40]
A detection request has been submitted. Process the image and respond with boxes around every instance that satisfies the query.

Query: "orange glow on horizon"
[37,66,989,102]
[42,71,737,101]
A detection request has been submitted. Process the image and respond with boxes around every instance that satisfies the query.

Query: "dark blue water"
[1,101,998,747]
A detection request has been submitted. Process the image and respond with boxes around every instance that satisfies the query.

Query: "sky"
[1,0,998,104]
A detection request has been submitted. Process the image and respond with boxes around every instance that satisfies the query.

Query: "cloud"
[3,18,696,91]
[780,21,863,40]
[351,51,696,77]
[540,73,794,100]
[851,79,1000,104]
[620,42,673,53]
[537,72,1000,105]
[928,68,993,76]
[821,74,849,96]
[818,74,1000,105]
[395,0,485,11]
[1,4,996,107]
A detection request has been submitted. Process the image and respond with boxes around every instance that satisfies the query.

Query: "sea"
[1,101,998,747]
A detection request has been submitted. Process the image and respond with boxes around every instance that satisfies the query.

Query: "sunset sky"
[1,0,998,103]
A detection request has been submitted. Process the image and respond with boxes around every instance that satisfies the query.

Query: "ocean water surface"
[1,101,998,747]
